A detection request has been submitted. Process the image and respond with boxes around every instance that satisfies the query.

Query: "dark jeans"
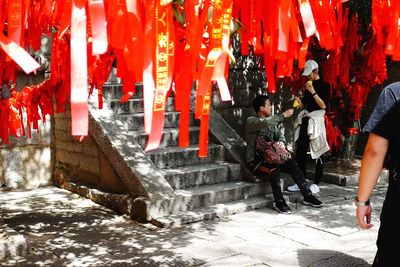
[254,158,312,203]
[296,117,324,184]
[372,172,400,267]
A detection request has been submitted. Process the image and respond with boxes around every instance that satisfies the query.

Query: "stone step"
[102,83,143,100]
[155,180,269,217]
[176,180,269,210]
[133,126,201,149]
[162,162,242,189]
[148,144,225,169]
[109,97,175,114]
[121,111,196,131]
[155,195,273,227]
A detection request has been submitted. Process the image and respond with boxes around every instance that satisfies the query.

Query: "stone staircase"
[98,83,273,226]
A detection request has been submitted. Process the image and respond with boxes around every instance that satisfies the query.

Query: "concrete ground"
[0,177,387,267]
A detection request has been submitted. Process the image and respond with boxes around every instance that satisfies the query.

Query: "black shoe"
[273,200,292,214]
[303,194,323,208]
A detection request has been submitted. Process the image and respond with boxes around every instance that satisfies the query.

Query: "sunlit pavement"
[0,181,386,267]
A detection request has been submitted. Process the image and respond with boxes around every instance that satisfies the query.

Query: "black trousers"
[372,172,400,267]
[296,117,324,184]
[254,158,312,203]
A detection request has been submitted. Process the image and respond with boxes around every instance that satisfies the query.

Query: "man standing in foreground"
[356,82,400,266]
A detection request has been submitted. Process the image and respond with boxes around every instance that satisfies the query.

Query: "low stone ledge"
[0,222,28,260]
[58,181,148,220]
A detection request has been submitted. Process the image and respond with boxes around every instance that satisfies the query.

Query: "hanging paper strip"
[70,0,88,136]
[264,37,277,94]
[145,1,174,151]
[198,92,211,157]
[289,0,302,43]
[278,0,290,53]
[174,26,193,148]
[299,0,316,37]
[88,0,108,55]
[298,38,309,68]
[190,0,210,80]
[52,34,71,113]
[196,0,233,99]
[196,0,232,157]
[238,0,250,55]
[59,0,72,38]
[118,0,145,102]
[239,0,261,55]
[125,0,144,82]
[143,0,156,135]
[0,34,40,74]
[8,0,22,45]
[385,1,400,57]
[211,0,232,101]
[108,0,128,50]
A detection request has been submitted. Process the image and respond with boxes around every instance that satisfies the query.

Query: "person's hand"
[293,96,303,109]
[305,81,316,94]
[283,109,294,118]
[277,141,285,148]
[356,205,373,229]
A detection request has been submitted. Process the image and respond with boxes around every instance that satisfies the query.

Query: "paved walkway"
[0,179,387,266]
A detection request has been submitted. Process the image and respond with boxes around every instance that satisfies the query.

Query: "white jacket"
[307,110,330,159]
[294,110,330,159]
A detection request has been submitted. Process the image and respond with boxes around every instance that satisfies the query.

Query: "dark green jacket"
[245,114,286,162]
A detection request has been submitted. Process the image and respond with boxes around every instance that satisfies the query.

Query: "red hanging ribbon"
[196,0,232,157]
[144,1,175,151]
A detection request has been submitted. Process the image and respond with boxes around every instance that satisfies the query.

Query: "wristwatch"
[355,197,370,207]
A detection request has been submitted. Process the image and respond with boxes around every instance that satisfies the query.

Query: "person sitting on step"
[245,94,323,214]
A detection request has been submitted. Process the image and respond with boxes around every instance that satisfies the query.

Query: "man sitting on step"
[245,94,323,214]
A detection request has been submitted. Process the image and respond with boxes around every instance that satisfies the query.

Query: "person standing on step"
[289,59,330,194]
[245,94,323,214]
[356,82,400,267]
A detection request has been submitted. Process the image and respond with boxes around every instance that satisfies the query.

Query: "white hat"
[302,60,319,76]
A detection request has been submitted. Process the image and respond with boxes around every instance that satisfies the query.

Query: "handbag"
[255,136,291,165]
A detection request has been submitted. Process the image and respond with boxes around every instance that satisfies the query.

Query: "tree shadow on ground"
[0,187,204,266]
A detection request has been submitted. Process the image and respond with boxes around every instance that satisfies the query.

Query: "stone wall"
[53,108,128,194]
[0,121,51,189]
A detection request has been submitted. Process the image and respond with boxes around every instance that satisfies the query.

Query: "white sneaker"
[287,184,300,192]
[310,184,320,193]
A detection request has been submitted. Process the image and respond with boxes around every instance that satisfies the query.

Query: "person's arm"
[356,133,388,229]
[246,114,285,133]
